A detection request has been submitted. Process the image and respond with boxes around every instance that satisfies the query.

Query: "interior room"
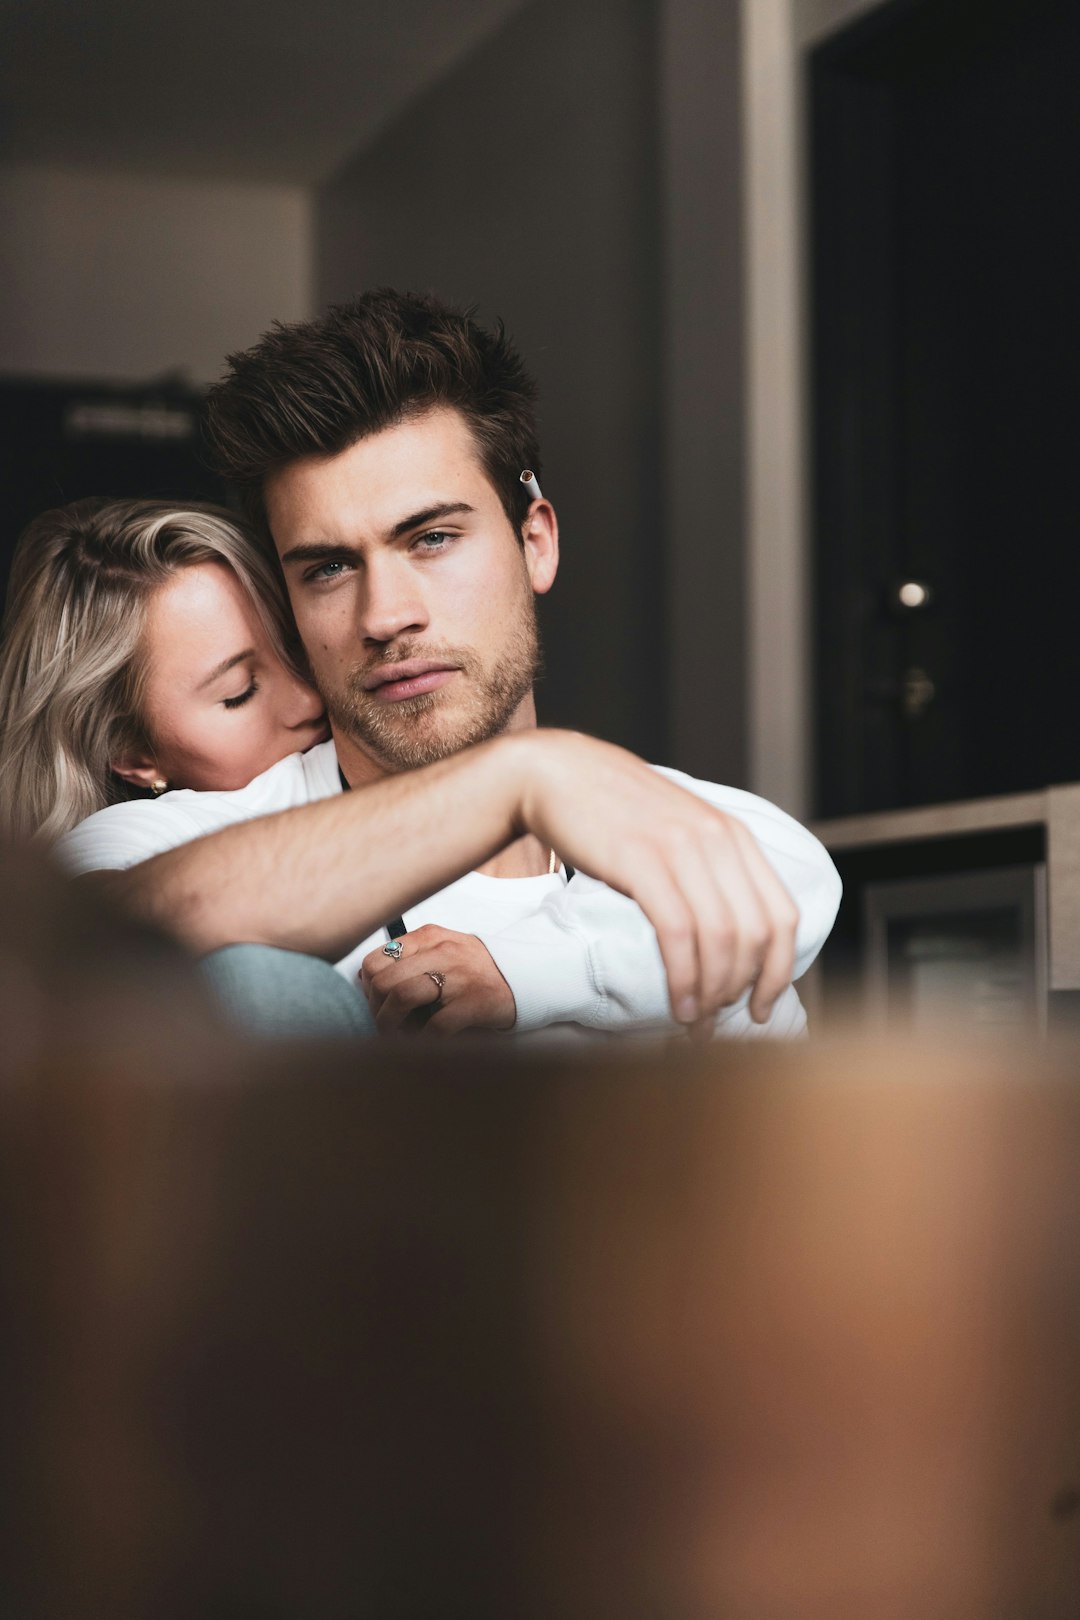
[3,0,1080,1611]
[5,0,1077,1029]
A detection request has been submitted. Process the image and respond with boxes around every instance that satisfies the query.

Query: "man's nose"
[357,556,428,644]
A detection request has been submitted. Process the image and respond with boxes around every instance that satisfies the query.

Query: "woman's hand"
[360,924,516,1035]
[505,731,800,1030]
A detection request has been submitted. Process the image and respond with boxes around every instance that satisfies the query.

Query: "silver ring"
[426,970,445,1000]
[383,939,404,960]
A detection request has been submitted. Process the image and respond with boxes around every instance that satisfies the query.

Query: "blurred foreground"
[1,855,1079,1618]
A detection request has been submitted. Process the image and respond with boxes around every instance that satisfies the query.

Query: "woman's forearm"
[94,733,533,958]
[90,727,834,1027]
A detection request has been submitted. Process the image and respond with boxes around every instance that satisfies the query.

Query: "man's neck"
[475,831,553,880]
[330,729,389,793]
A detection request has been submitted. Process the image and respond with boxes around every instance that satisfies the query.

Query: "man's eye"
[223,680,259,710]
[306,559,351,582]
[414,530,453,552]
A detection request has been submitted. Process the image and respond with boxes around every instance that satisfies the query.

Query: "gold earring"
[150,777,169,796]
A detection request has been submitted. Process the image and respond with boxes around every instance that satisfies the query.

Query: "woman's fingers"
[526,739,804,1027]
[423,998,490,1037]
[359,926,516,1035]
[623,811,796,1028]
[724,820,798,1022]
[362,943,444,1033]
[621,856,704,1024]
[373,967,443,1034]
[661,831,758,1020]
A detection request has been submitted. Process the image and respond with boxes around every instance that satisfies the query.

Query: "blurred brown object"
[0,844,223,1082]
[2,972,1080,1618]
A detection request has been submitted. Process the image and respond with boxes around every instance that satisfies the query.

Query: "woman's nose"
[283,670,325,728]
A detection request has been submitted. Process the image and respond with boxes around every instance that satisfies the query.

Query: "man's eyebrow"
[196,649,255,691]
[279,504,475,566]
[279,541,357,566]
[390,501,475,539]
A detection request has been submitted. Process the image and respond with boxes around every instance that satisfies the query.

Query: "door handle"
[864,667,937,718]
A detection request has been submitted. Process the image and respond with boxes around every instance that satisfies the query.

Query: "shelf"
[811,790,1048,852]
[812,785,1080,993]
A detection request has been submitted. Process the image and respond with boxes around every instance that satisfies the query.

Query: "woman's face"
[115,561,328,793]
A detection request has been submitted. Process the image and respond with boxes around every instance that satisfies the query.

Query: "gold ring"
[426,970,445,999]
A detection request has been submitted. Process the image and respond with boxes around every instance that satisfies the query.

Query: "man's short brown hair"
[205,289,542,540]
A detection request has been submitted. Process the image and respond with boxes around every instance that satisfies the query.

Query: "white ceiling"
[0,0,531,184]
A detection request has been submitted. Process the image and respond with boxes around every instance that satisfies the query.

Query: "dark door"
[812,0,1080,816]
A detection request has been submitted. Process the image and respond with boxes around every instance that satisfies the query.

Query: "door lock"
[901,665,936,719]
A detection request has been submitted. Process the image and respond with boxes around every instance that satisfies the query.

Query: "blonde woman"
[0,498,326,845]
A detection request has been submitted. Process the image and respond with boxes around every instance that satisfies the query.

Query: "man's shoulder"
[647,761,842,891]
[56,741,341,875]
[649,763,804,830]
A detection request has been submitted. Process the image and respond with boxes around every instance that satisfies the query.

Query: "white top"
[57,741,841,1039]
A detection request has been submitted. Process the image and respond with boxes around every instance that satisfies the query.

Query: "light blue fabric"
[201,944,376,1039]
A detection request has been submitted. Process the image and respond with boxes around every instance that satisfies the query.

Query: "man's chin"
[331,697,493,772]
[361,729,475,772]
[326,630,539,771]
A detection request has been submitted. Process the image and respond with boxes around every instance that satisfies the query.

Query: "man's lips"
[362,661,459,702]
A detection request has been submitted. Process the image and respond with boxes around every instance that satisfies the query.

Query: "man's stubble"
[320,593,542,773]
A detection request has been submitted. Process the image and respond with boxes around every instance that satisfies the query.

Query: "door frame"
[741,0,889,818]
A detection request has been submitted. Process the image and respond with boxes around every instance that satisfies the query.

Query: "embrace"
[0,289,840,1040]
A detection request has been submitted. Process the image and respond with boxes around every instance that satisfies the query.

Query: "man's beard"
[322,603,541,772]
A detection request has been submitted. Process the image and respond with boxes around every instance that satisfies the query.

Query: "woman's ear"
[523,500,559,597]
[110,750,162,790]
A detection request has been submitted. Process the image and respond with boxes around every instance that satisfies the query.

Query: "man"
[60,291,840,1038]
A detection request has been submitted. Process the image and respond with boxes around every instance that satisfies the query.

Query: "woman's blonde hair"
[0,498,303,846]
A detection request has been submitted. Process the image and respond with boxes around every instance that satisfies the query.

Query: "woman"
[0,498,327,844]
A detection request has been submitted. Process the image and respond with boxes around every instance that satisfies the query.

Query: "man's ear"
[110,750,163,790]
[522,500,559,596]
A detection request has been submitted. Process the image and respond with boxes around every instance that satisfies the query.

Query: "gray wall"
[319,0,745,777]
[661,0,746,784]
[0,164,311,384]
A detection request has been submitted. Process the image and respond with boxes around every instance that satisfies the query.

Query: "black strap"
[336,763,573,942]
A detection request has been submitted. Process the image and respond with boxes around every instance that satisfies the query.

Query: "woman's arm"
[359,765,841,1037]
[75,729,816,1028]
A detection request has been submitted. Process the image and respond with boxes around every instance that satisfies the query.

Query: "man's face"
[264,407,558,781]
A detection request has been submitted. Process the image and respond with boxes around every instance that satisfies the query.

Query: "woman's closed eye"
[222,679,259,710]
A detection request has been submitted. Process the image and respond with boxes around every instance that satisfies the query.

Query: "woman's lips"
[368,666,457,703]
